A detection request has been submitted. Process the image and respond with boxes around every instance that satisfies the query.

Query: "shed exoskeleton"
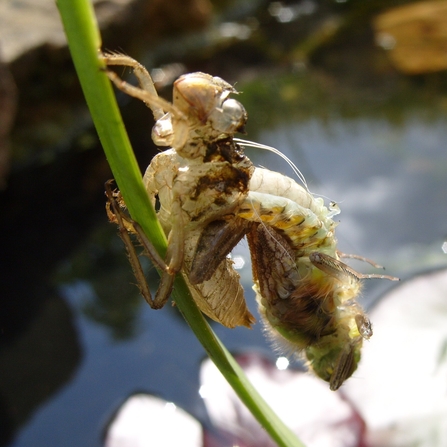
[103,52,398,389]
[103,52,255,328]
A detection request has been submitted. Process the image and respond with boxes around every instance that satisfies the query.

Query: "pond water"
[7,76,447,446]
[3,1,447,440]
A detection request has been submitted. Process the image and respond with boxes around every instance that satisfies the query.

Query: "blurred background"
[1,0,447,445]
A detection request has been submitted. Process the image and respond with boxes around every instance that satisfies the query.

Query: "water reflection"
[252,116,447,273]
[374,1,447,74]
[0,293,80,446]
[56,225,168,341]
[6,72,447,447]
[4,3,447,444]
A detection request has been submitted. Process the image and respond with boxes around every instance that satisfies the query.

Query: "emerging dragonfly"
[102,52,398,389]
[236,172,398,390]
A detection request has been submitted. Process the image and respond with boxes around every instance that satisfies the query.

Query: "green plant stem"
[56,1,305,445]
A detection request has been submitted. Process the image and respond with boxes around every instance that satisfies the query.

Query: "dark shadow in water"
[0,145,108,444]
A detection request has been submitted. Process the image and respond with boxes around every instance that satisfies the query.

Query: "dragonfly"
[191,164,398,389]
[237,171,398,390]
[102,52,398,389]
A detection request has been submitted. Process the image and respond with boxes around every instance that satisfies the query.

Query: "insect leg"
[105,180,175,309]
[309,252,399,282]
[162,197,185,277]
[329,341,359,391]
[100,52,181,121]
[337,251,386,269]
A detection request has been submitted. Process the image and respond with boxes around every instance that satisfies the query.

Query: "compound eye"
[151,113,174,147]
[209,98,247,134]
[355,314,373,339]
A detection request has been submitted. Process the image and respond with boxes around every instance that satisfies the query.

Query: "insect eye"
[209,98,247,134]
[355,314,373,339]
[152,113,175,146]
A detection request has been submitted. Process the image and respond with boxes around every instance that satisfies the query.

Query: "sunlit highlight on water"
[198,385,210,399]
[231,255,246,270]
[276,356,289,370]
[164,402,176,414]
